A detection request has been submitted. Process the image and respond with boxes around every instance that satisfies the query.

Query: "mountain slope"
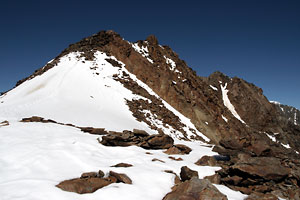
[1,30,300,200]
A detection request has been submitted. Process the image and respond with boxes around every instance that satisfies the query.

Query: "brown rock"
[164,144,192,155]
[163,177,228,200]
[111,163,133,168]
[233,157,290,181]
[80,172,98,179]
[21,116,44,122]
[195,155,217,166]
[144,134,174,149]
[204,174,221,184]
[246,192,278,200]
[107,175,118,183]
[247,140,271,156]
[221,176,243,185]
[98,170,105,178]
[80,127,108,135]
[180,166,199,182]
[168,156,183,161]
[132,129,149,137]
[0,120,9,127]
[152,158,165,163]
[109,171,132,184]
[56,177,111,194]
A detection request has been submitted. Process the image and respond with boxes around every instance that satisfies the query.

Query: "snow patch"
[266,133,276,142]
[270,101,281,105]
[220,83,246,124]
[163,56,176,71]
[131,43,154,64]
[222,115,228,122]
[209,85,218,91]
[281,143,291,149]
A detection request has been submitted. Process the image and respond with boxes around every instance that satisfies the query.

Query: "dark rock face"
[180,166,199,182]
[163,177,228,200]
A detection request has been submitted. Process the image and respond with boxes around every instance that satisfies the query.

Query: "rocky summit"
[0,30,299,200]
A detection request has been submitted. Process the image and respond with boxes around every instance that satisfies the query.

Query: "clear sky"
[0,0,299,109]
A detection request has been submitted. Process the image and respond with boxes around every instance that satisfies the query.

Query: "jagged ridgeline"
[1,30,300,200]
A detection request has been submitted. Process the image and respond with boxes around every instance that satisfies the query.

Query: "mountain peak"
[146,35,159,45]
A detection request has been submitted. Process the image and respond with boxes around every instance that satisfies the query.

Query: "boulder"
[164,144,192,155]
[56,177,111,194]
[144,134,174,149]
[109,171,132,184]
[163,177,228,200]
[180,166,199,182]
[233,156,290,181]
[195,155,217,166]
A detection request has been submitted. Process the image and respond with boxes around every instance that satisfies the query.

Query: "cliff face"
[5,30,300,199]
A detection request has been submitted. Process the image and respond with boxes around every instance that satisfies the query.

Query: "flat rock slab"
[233,156,290,181]
[56,177,111,194]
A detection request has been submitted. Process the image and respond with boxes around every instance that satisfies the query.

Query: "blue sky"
[0,0,299,109]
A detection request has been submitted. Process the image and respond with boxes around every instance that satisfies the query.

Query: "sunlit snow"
[220,83,246,124]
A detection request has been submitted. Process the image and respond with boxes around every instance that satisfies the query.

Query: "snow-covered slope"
[0,50,247,199]
[0,52,151,132]
[0,51,206,140]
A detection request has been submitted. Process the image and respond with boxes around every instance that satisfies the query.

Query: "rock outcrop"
[100,130,174,149]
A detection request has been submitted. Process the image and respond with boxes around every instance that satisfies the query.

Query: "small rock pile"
[100,129,174,149]
[56,165,133,194]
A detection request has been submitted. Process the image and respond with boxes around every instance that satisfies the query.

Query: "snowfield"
[0,51,247,200]
[0,122,247,200]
